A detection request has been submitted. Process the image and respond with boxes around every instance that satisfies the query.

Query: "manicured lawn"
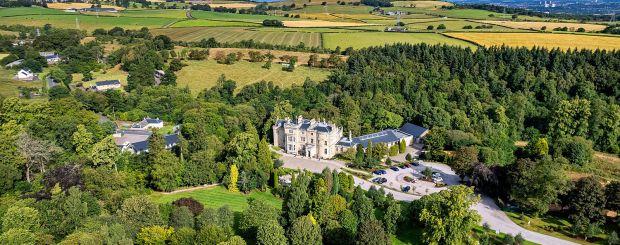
[323,32,477,49]
[176,59,330,95]
[151,27,322,47]
[445,32,620,51]
[150,185,282,212]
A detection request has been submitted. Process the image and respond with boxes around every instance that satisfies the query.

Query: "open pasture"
[151,27,322,47]
[391,1,454,9]
[82,9,188,18]
[176,59,330,94]
[172,19,260,27]
[323,32,477,49]
[445,32,620,50]
[283,20,375,27]
[479,20,607,32]
[294,5,373,14]
[0,6,75,17]
[190,10,289,22]
[0,14,175,31]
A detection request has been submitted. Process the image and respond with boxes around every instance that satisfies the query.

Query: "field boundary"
[159,184,219,195]
[439,32,481,48]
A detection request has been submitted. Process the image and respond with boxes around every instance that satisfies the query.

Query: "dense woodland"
[0,23,620,244]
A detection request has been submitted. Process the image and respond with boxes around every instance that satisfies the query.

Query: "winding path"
[276,151,576,245]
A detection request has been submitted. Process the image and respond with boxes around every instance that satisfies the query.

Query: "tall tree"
[256,219,287,245]
[89,136,120,171]
[417,185,481,245]
[606,181,620,214]
[71,124,93,155]
[288,215,322,245]
[16,132,61,182]
[283,171,311,224]
[509,157,568,215]
[567,176,606,235]
[356,220,390,245]
[228,163,239,193]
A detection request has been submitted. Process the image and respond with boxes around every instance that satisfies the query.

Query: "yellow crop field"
[47,3,125,10]
[480,20,607,32]
[208,3,256,8]
[331,13,391,20]
[283,20,375,27]
[446,33,620,50]
[207,48,346,64]
[392,1,454,8]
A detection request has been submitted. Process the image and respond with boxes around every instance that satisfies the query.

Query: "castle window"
[301,137,305,142]
[324,141,327,146]
[324,149,328,154]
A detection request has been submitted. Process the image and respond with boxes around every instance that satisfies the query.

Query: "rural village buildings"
[273,116,429,159]
[15,68,38,81]
[94,80,121,91]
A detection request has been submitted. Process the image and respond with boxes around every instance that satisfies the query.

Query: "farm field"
[391,0,454,8]
[446,32,620,50]
[479,20,607,32]
[283,20,375,27]
[82,9,187,18]
[405,19,522,32]
[402,8,547,21]
[0,13,176,31]
[151,27,322,47]
[323,32,477,49]
[0,6,75,17]
[176,59,331,94]
[190,10,289,22]
[46,3,124,10]
[292,5,373,14]
[150,185,282,212]
[208,3,257,8]
[171,19,260,27]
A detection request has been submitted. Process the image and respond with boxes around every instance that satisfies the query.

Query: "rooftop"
[399,123,429,138]
[338,129,411,148]
[95,80,121,86]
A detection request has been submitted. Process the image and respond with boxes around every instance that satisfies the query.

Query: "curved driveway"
[277,152,577,245]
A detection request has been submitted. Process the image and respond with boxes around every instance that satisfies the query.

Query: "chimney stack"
[349,130,352,141]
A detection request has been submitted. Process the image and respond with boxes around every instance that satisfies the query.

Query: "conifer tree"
[228,164,239,193]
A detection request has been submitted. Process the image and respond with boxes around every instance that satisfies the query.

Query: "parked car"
[399,165,406,169]
[404,163,411,168]
[372,177,381,183]
[432,172,441,178]
[379,178,388,184]
[402,186,411,192]
[390,167,399,171]
[379,169,387,174]
[412,161,420,166]
[373,170,382,175]
[432,177,443,183]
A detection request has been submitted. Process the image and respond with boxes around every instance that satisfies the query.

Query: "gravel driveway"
[276,149,577,245]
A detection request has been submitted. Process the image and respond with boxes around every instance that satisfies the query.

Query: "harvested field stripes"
[151,27,322,47]
[445,32,620,50]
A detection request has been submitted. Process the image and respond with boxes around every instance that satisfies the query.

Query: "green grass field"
[0,6,74,17]
[323,32,477,49]
[505,210,607,244]
[151,27,322,47]
[172,19,260,27]
[176,59,330,94]
[83,9,187,18]
[293,5,373,15]
[0,14,176,31]
[150,185,282,212]
[0,67,44,98]
[404,19,524,32]
[191,10,289,22]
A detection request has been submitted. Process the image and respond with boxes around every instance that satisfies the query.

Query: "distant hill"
[446,0,620,15]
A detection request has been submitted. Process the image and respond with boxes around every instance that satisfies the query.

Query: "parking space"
[371,160,461,196]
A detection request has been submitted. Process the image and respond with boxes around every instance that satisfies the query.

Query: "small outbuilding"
[15,69,38,81]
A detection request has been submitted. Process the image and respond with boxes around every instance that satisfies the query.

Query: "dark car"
[412,161,420,166]
[380,178,388,184]
[380,170,387,174]
[373,170,383,175]
[399,165,406,169]
[372,177,381,183]
[402,186,411,192]
[390,167,399,171]
[404,163,411,168]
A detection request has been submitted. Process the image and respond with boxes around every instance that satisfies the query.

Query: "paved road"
[278,152,577,245]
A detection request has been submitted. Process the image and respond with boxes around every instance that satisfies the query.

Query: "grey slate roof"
[116,130,179,152]
[95,80,121,86]
[399,123,429,138]
[341,129,412,148]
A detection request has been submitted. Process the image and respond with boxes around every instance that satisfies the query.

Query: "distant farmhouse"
[130,118,164,130]
[273,115,429,159]
[113,130,178,154]
[65,7,118,13]
[94,80,121,91]
[385,26,407,32]
[15,68,38,81]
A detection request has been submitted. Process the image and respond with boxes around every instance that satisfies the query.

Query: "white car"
[433,177,443,183]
